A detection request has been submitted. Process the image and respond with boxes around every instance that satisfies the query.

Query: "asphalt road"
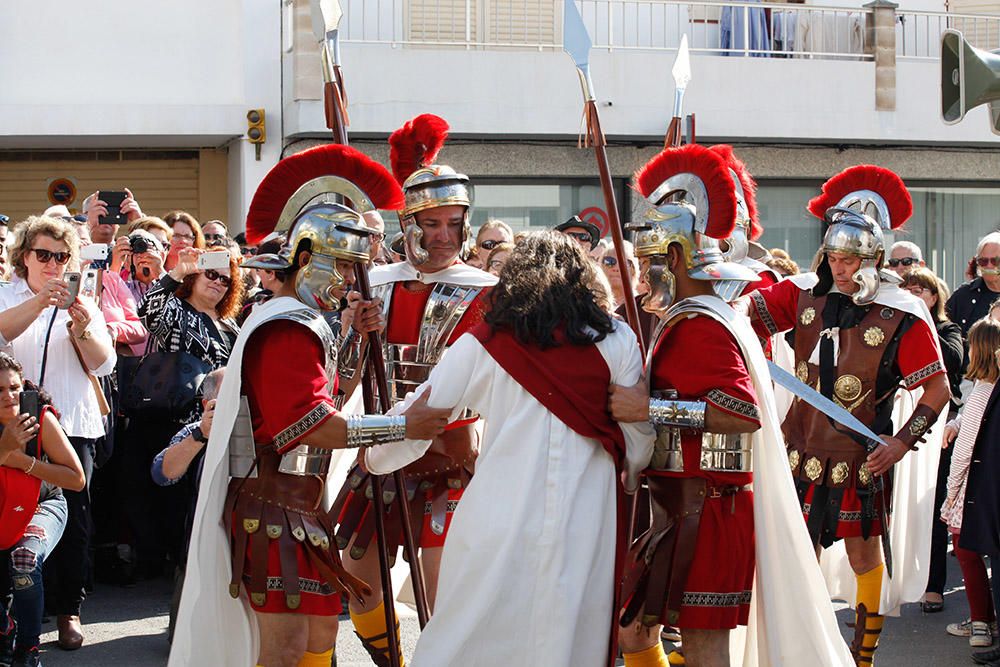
[34,552,989,666]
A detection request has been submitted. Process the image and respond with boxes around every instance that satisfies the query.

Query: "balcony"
[282,0,1000,144]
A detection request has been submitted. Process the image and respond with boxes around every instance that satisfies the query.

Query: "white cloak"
[365,321,655,667]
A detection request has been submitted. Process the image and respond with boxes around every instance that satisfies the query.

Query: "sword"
[767,360,894,577]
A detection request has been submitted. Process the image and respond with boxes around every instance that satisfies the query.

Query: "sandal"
[921,599,944,613]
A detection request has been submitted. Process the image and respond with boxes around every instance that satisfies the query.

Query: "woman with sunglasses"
[131,247,243,583]
[0,216,116,651]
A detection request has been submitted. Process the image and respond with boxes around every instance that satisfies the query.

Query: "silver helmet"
[808,166,912,306]
[629,145,760,317]
[399,165,473,266]
[243,144,404,311]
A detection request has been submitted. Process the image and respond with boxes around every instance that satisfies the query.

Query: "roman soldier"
[167,144,452,667]
[609,144,853,667]
[741,165,951,665]
[332,114,497,666]
[709,144,781,300]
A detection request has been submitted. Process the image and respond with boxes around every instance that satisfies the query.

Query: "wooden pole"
[586,100,646,355]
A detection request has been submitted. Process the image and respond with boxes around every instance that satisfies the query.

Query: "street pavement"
[35,552,990,666]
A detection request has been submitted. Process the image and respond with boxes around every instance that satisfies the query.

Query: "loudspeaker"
[941,29,1000,134]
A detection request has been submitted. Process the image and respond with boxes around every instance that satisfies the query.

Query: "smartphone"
[197,251,231,271]
[18,390,39,452]
[80,268,101,301]
[60,272,81,309]
[80,243,110,262]
[97,190,128,225]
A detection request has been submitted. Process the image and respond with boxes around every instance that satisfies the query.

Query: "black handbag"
[119,309,214,418]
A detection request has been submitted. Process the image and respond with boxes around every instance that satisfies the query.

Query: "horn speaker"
[941,29,1000,134]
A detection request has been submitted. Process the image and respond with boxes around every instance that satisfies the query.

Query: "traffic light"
[247,109,266,160]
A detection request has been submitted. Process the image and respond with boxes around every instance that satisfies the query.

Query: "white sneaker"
[948,618,974,637]
[971,621,993,648]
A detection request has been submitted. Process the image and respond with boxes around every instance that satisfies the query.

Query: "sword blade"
[767,361,887,449]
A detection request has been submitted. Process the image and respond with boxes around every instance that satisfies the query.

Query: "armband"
[346,414,406,448]
[648,398,707,430]
[894,404,940,451]
[337,329,362,380]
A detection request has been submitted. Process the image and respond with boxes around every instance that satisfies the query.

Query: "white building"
[2,0,999,287]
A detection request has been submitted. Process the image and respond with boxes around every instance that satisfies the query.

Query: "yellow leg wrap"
[854,564,885,665]
[297,648,333,667]
[350,602,405,667]
[623,643,670,667]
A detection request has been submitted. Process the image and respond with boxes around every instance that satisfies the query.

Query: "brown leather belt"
[621,477,749,627]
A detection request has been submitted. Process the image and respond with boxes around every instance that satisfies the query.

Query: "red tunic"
[240,320,342,616]
[646,314,759,629]
[748,279,944,540]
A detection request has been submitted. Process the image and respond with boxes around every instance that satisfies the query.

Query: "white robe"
[365,322,655,667]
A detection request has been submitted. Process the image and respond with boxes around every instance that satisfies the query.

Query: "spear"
[563,0,645,355]
[311,0,432,647]
[664,35,692,148]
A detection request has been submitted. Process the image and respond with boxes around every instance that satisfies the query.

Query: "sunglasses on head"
[887,257,918,267]
[30,248,71,265]
[977,256,1000,268]
[203,269,232,287]
[479,239,502,251]
[565,231,593,243]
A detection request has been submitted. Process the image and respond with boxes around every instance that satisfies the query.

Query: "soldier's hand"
[867,436,909,476]
[608,378,650,423]
[402,388,451,440]
[352,298,385,335]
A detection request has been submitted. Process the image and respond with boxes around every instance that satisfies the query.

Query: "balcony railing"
[338,0,1000,62]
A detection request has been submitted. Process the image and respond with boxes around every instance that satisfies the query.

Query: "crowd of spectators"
[2,192,1000,664]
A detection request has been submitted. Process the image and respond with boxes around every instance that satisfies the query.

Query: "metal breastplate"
[647,300,754,474]
[229,306,339,479]
[373,281,483,407]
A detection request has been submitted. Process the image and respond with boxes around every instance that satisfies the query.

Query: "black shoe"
[973,645,1000,665]
[0,617,17,667]
[11,646,39,667]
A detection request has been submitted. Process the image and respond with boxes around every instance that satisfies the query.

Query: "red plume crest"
[634,143,738,241]
[807,165,912,230]
[709,144,761,240]
[388,114,450,186]
[245,144,404,245]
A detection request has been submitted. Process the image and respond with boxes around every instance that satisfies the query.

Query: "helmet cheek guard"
[640,257,677,318]
[295,252,346,312]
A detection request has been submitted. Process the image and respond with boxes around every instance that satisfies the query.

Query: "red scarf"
[471,323,627,667]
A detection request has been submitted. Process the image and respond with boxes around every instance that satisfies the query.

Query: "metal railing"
[339,0,876,59]
[338,0,999,62]
[896,9,1000,60]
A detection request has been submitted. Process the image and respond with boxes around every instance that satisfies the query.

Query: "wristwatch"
[191,426,209,444]
[75,328,92,341]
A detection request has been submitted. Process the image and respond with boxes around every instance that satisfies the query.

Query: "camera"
[129,234,152,255]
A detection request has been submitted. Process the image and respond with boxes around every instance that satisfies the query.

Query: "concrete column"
[865,0,898,112]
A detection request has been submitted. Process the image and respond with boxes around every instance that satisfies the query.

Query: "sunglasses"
[601,256,618,268]
[887,257,918,267]
[204,234,227,243]
[479,239,502,251]
[30,248,71,265]
[977,256,1000,268]
[203,269,232,287]
[565,231,593,243]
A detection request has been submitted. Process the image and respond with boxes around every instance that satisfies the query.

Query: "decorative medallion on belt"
[796,361,809,383]
[880,307,895,320]
[831,461,850,485]
[788,449,801,471]
[804,456,823,481]
[800,307,816,326]
[858,462,873,487]
[863,326,885,347]
[834,375,863,402]
[909,415,929,436]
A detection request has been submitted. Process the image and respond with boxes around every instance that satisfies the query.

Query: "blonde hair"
[966,317,1000,383]
[127,216,173,241]
[10,216,80,280]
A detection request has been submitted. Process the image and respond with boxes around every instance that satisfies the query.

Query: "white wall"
[285,44,1000,145]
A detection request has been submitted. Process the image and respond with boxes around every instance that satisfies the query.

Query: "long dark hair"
[485,231,615,349]
[0,352,54,408]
